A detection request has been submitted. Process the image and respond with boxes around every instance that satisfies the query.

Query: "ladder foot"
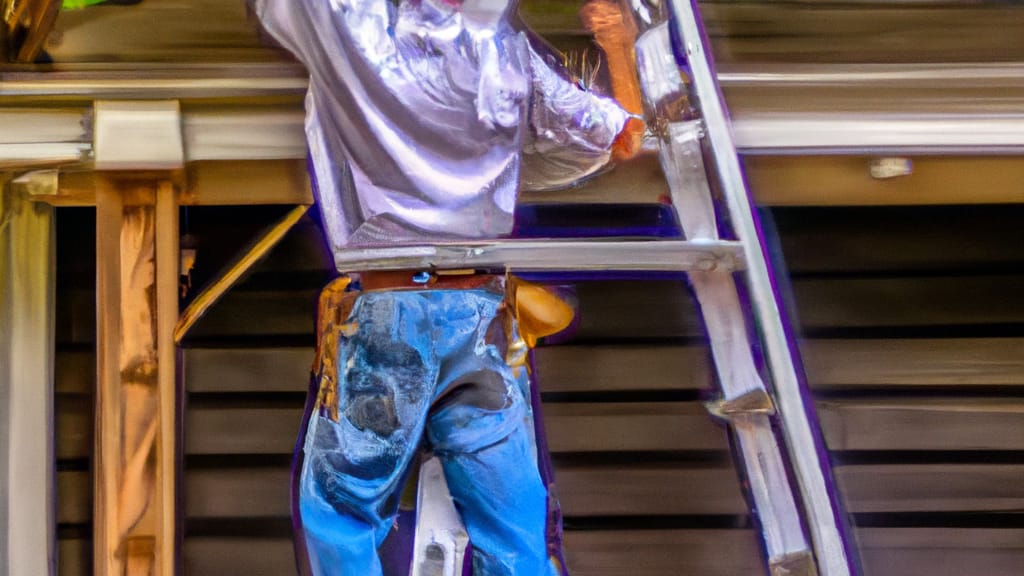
[705,388,776,420]
[770,550,818,576]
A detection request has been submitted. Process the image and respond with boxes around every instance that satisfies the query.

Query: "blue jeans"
[298,285,561,576]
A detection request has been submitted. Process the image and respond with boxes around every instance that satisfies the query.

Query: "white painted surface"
[1,183,56,576]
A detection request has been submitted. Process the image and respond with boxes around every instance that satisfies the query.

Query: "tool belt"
[310,271,575,421]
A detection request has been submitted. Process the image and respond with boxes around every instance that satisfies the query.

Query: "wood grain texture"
[180,465,749,520]
[154,181,179,576]
[699,3,1024,64]
[179,281,703,341]
[180,345,712,394]
[746,156,1024,207]
[41,160,313,207]
[177,289,320,340]
[572,281,701,340]
[175,397,1024,458]
[93,178,124,576]
[835,464,1024,514]
[115,204,161,576]
[819,399,1024,451]
[858,528,1024,576]
[795,275,1024,330]
[772,205,1024,275]
[93,177,178,576]
[182,538,299,576]
[56,394,91,460]
[51,195,1024,576]
[184,469,292,519]
[58,539,90,576]
[43,1,1024,65]
[56,350,94,393]
[46,461,1024,538]
[50,463,1023,527]
[562,530,764,576]
[183,403,730,456]
[174,337,1024,395]
[184,407,304,455]
[535,345,713,392]
[182,348,311,393]
[178,531,766,576]
[801,339,1024,387]
[59,529,1024,576]
[174,274,1024,340]
[57,470,91,525]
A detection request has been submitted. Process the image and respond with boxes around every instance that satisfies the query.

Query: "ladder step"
[332,239,745,273]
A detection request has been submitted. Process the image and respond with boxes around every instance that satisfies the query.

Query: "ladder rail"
[666,1,853,573]
[633,17,816,574]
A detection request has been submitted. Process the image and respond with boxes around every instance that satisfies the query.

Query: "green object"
[62,0,108,8]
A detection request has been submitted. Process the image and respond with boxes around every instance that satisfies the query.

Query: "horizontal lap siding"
[54,205,1024,575]
[172,214,754,575]
[769,205,1024,576]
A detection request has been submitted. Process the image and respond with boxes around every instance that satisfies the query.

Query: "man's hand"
[612,116,646,161]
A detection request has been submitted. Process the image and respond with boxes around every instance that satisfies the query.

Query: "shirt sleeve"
[520,38,630,192]
[250,0,309,60]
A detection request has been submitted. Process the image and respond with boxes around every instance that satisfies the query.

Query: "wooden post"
[155,181,179,576]
[94,175,178,576]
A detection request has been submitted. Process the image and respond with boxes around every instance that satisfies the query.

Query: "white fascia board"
[0,109,88,145]
[3,60,1024,164]
[182,107,306,161]
[0,143,90,167]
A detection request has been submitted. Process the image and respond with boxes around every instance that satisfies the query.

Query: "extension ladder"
[332,2,853,575]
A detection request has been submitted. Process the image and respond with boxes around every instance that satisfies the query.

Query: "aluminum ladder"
[631,1,853,574]
[344,2,853,575]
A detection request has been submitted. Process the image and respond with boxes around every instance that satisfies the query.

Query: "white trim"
[1,182,56,576]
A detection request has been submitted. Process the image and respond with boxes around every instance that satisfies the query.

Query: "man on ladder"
[252,0,642,574]
[252,0,853,574]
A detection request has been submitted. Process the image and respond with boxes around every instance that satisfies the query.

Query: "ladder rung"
[333,239,745,273]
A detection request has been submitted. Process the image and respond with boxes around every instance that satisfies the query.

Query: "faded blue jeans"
[298,283,561,576]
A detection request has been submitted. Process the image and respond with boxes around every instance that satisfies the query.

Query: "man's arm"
[519,2,643,191]
[519,40,631,191]
[579,0,647,161]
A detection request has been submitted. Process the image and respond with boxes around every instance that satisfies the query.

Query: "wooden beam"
[818,399,1024,451]
[53,461,1024,525]
[174,337,1024,397]
[154,181,178,576]
[94,176,124,576]
[94,175,179,576]
[60,528,1024,576]
[184,402,729,456]
[801,338,1024,387]
[28,153,1024,209]
[29,159,313,207]
[747,156,1024,206]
